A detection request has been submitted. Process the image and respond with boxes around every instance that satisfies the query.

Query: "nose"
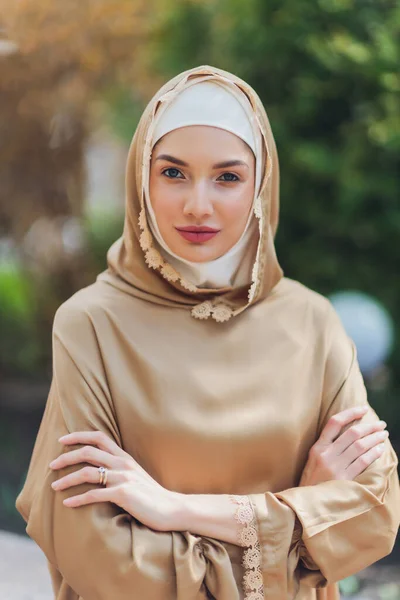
[183,181,214,219]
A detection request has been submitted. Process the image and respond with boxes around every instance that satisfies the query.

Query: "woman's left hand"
[49,430,184,532]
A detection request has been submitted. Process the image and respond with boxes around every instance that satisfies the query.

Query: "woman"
[16,65,400,600]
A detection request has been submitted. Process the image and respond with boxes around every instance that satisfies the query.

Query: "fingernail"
[51,481,58,489]
[378,443,385,451]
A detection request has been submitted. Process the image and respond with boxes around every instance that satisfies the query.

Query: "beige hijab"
[144,79,263,289]
[15,64,400,600]
[98,64,282,321]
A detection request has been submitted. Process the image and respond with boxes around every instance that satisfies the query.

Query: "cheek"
[219,185,253,227]
[149,180,181,224]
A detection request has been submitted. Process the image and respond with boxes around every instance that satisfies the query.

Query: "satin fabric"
[15,64,400,600]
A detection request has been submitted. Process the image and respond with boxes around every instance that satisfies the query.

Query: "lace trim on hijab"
[139,83,269,323]
[229,495,264,600]
[138,192,263,323]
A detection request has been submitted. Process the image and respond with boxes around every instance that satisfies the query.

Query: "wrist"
[168,492,211,533]
[167,491,192,532]
[168,493,241,545]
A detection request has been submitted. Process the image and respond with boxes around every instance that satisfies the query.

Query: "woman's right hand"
[299,406,389,486]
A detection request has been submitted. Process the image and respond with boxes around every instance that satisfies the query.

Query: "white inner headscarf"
[144,79,263,289]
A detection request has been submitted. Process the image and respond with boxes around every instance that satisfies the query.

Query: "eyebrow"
[154,153,249,170]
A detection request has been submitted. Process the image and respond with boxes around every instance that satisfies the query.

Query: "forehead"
[153,125,254,159]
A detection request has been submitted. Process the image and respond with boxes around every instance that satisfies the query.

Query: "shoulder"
[53,281,117,336]
[278,278,354,370]
[272,277,337,332]
[275,278,355,387]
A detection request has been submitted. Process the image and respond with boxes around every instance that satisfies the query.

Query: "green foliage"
[0,263,41,376]
[85,206,124,272]
[0,207,125,377]
[151,1,214,74]
[150,0,400,414]
[102,86,146,144]
[0,263,33,320]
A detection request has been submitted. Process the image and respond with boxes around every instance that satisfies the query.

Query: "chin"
[179,252,217,263]
[176,246,225,263]
[186,255,216,263]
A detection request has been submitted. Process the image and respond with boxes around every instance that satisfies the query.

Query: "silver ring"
[98,466,108,487]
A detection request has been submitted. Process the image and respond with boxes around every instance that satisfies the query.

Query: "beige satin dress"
[15,64,400,600]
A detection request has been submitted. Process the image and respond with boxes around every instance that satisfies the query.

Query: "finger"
[55,435,156,486]
[331,420,387,455]
[63,486,116,507]
[345,443,386,480]
[341,430,389,466]
[51,466,118,491]
[49,445,124,471]
[319,406,369,444]
[58,431,127,459]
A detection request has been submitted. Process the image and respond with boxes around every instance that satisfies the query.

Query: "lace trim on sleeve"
[229,495,264,600]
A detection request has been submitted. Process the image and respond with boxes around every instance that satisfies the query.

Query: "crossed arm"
[49,403,388,545]
[16,303,400,600]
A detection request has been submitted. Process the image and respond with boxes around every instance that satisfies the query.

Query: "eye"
[218,172,240,182]
[162,168,184,179]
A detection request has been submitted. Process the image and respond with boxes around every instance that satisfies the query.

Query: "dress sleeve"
[246,303,400,600]
[15,302,240,600]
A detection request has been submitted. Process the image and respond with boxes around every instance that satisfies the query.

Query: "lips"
[175,226,220,243]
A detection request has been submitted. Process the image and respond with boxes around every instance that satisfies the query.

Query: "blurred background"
[0,0,399,597]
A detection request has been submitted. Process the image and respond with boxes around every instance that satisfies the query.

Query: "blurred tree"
[0,0,154,369]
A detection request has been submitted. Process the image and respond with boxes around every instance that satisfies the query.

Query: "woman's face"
[149,125,256,263]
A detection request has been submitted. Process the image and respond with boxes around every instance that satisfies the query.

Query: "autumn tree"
[0,0,155,368]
